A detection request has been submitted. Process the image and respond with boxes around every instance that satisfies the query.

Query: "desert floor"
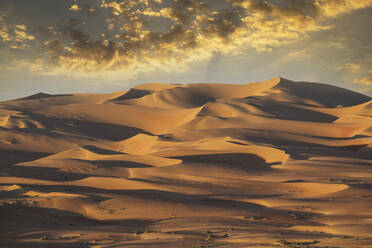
[0,77,372,248]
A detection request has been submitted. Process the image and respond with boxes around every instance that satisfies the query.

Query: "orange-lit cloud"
[354,70,372,86]
[335,63,361,73]
[1,0,371,79]
[316,0,372,17]
[0,14,35,49]
[69,4,82,12]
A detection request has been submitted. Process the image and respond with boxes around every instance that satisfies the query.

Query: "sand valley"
[0,77,372,248]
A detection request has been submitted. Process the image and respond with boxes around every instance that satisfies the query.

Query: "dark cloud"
[201,9,243,39]
[0,0,371,77]
[163,0,211,24]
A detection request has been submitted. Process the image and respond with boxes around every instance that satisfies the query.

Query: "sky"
[0,0,371,101]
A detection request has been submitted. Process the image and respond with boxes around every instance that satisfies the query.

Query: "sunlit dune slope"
[0,77,372,248]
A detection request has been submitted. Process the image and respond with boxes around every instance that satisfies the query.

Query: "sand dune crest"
[0,78,371,248]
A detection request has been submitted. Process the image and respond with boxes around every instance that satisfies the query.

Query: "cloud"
[354,76,372,86]
[335,63,361,73]
[159,0,211,24]
[0,14,11,42]
[354,70,372,86]
[69,4,81,12]
[100,0,138,16]
[13,24,35,41]
[315,0,372,17]
[2,0,372,78]
[0,14,35,49]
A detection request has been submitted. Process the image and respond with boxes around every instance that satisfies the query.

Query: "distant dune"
[0,77,372,248]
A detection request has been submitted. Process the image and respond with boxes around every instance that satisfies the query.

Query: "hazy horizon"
[0,0,371,101]
[1,76,372,102]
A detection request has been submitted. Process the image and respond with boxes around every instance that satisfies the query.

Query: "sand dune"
[0,77,371,248]
[117,78,281,109]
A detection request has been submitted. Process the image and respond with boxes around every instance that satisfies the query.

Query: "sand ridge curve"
[0,77,372,248]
